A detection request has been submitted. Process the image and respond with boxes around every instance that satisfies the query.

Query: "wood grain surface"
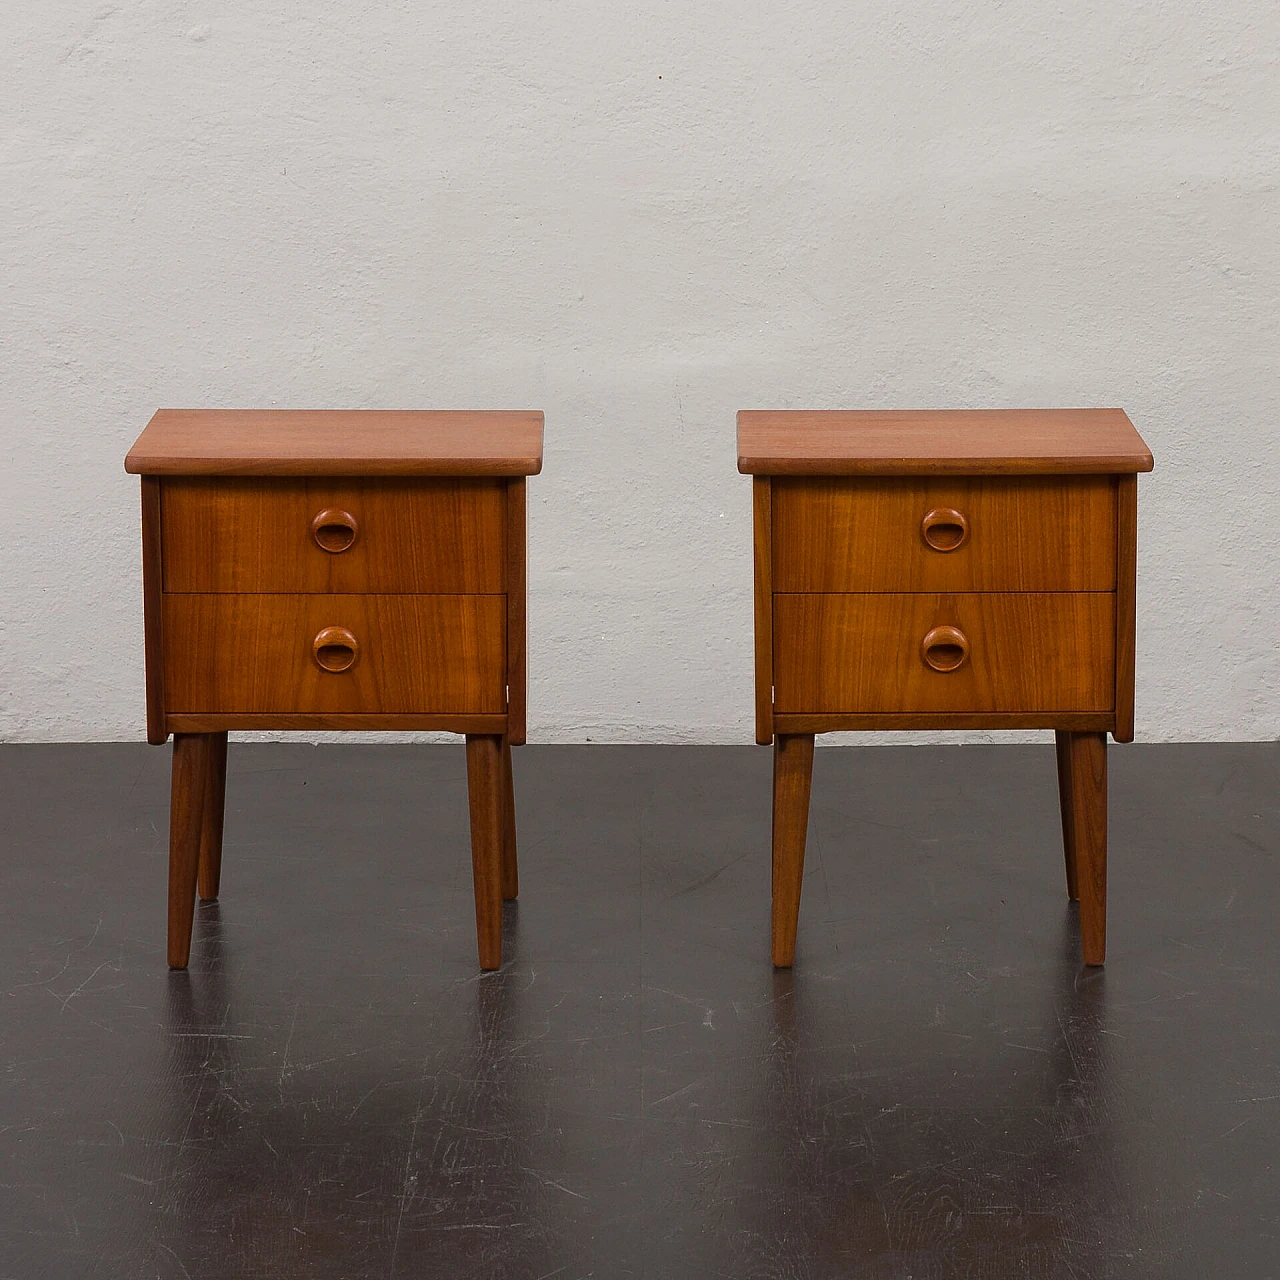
[166,712,507,733]
[1067,731,1108,964]
[753,476,774,744]
[773,592,1115,714]
[140,476,167,744]
[770,733,814,968]
[465,734,505,970]
[126,409,544,476]
[166,733,210,969]
[773,711,1115,733]
[772,475,1118,592]
[163,594,506,715]
[1114,474,1138,743]
[505,478,527,745]
[196,731,228,902]
[738,408,1153,475]
[161,477,506,593]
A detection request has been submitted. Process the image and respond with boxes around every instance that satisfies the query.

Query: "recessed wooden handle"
[310,508,359,553]
[921,625,969,673]
[312,626,359,673]
[921,507,969,552]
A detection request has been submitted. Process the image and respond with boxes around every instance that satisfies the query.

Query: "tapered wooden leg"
[197,732,228,902]
[1054,730,1079,901]
[168,734,212,970]
[1066,732,1108,966]
[771,733,815,968]
[465,735,504,970]
[500,736,518,902]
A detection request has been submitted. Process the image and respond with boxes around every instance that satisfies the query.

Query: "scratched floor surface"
[0,742,1277,1278]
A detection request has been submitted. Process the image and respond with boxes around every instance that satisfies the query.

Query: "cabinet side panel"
[753,476,773,744]
[1114,474,1137,742]
[506,478,527,744]
[141,476,167,744]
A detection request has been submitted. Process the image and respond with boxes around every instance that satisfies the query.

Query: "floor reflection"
[745,905,1122,1276]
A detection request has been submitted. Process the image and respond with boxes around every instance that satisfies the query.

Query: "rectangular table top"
[737,408,1153,476]
[126,410,544,476]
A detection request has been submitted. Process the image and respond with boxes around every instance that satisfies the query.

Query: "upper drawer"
[771,476,1117,592]
[162,477,506,593]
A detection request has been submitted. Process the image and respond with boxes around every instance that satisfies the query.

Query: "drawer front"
[164,594,506,714]
[162,477,506,593]
[773,592,1114,714]
[772,476,1116,592]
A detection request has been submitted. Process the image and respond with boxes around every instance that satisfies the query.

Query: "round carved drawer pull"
[921,507,969,552]
[311,509,359,553]
[312,626,360,673]
[921,625,969,673]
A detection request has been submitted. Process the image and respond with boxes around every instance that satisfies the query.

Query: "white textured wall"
[3,2,1277,744]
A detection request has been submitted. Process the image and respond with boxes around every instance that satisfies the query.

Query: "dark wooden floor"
[0,742,1277,1278]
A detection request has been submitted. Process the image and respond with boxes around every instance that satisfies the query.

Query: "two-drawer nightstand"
[739,409,1153,968]
[125,409,543,971]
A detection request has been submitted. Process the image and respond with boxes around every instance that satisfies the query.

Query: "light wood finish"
[738,408,1154,475]
[1066,732,1108,964]
[775,712,1115,733]
[506,478,527,745]
[772,476,1117,593]
[465,735,505,970]
[126,409,544,476]
[197,732,228,902]
[773,593,1115,715]
[168,734,211,969]
[1114,475,1138,743]
[753,476,773,744]
[141,477,167,744]
[168,712,508,733]
[771,734,815,968]
[162,477,506,594]
[1055,731,1079,901]
[164,594,505,715]
[501,736,519,901]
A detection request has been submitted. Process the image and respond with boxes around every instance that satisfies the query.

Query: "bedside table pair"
[126,407,1153,974]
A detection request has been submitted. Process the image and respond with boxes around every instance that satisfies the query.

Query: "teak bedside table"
[739,409,1153,968]
[126,409,543,972]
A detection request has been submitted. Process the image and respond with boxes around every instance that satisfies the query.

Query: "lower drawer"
[773,592,1114,714]
[164,594,506,714]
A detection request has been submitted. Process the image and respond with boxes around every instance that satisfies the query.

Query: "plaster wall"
[3,2,1277,743]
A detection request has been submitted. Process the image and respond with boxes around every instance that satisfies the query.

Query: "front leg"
[465,735,505,970]
[1066,732,1108,965]
[771,733,815,968]
[168,734,212,969]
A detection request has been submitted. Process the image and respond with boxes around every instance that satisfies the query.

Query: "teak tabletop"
[737,408,1153,476]
[126,409,545,476]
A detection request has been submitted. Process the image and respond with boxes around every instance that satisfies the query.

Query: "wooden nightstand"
[125,409,543,971]
[739,409,1153,968]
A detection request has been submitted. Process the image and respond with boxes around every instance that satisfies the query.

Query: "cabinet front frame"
[752,472,1136,743]
[140,475,529,741]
